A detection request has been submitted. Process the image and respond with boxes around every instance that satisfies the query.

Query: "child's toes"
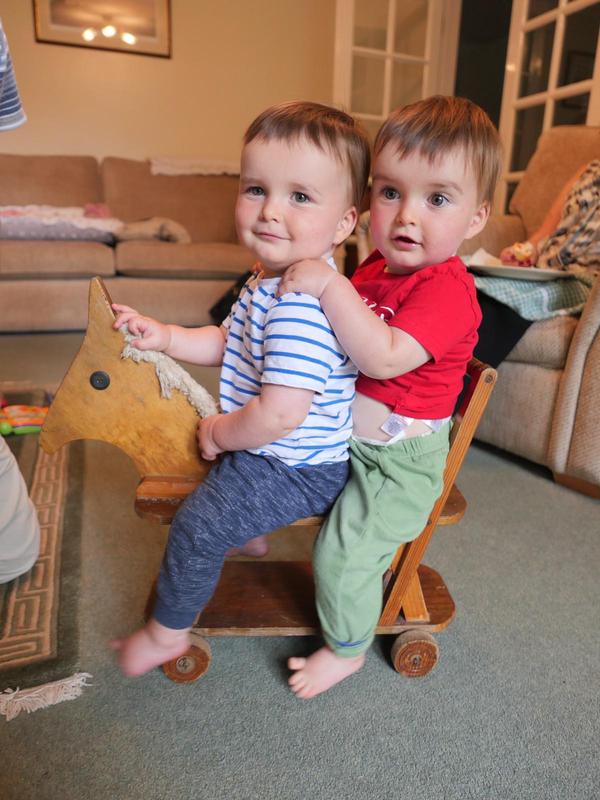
[288,669,311,691]
[294,682,315,700]
[287,656,306,670]
[289,677,308,694]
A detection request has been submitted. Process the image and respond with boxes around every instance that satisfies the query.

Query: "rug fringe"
[0,672,93,721]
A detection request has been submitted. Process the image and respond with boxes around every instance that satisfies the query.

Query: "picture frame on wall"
[32,0,171,58]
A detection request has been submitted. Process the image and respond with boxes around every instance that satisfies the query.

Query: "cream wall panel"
[0,0,335,161]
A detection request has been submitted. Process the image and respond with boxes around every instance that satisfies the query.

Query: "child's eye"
[246,186,264,196]
[292,191,310,203]
[430,193,448,207]
[382,187,399,201]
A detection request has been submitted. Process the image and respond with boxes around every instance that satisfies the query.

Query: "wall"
[0,0,335,162]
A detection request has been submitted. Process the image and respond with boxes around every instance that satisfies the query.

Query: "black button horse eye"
[90,371,110,390]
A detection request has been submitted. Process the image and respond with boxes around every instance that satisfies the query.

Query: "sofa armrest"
[548,276,600,486]
[458,214,526,258]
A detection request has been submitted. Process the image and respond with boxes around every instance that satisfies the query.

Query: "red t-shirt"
[351,251,482,418]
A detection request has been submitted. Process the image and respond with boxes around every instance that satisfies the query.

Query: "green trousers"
[314,424,450,657]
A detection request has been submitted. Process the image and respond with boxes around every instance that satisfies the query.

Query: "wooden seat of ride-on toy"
[40,277,497,683]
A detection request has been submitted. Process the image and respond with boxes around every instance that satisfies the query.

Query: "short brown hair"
[244,101,371,210]
[374,95,503,206]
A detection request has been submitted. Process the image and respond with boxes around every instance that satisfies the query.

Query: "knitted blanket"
[474,270,595,321]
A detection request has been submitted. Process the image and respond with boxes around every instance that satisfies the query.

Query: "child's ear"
[465,201,490,240]
[333,206,359,246]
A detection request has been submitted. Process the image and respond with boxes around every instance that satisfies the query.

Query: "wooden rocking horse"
[41,277,497,683]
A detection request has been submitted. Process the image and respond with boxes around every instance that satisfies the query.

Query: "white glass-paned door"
[498,0,600,209]
[334,0,462,142]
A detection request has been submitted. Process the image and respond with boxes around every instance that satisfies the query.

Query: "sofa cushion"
[505,315,578,368]
[105,277,242,328]
[509,126,600,238]
[101,157,240,244]
[115,241,254,279]
[0,240,115,279]
[0,154,101,206]
[0,275,242,332]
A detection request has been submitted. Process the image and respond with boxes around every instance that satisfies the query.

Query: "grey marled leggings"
[153,450,348,629]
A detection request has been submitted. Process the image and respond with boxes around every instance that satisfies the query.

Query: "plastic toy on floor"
[0,401,48,436]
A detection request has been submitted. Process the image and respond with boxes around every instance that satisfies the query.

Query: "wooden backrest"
[379,357,497,624]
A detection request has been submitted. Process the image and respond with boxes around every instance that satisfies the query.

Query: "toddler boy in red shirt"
[279,95,503,698]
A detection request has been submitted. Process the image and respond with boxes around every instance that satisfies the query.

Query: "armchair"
[355,125,600,497]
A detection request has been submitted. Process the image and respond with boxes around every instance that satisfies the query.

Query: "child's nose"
[396,199,417,225]
[261,196,281,221]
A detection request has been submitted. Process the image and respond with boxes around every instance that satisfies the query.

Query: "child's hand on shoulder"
[277,259,338,299]
[112,304,171,351]
[197,414,224,461]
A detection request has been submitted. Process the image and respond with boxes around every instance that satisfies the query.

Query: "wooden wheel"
[390,630,439,677]
[162,638,212,683]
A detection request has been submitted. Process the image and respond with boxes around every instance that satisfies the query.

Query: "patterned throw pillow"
[538,160,600,273]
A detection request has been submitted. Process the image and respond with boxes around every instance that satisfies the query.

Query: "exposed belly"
[352,391,431,441]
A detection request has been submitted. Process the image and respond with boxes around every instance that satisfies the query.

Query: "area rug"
[0,384,91,720]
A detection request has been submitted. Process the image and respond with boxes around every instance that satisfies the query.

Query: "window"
[333,0,462,142]
[498,0,600,209]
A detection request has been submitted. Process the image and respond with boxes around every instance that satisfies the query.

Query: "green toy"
[0,404,48,436]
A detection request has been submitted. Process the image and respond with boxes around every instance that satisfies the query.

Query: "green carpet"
[0,387,85,694]
[0,365,598,797]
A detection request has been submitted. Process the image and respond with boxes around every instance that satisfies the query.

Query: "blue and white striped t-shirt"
[221,271,357,467]
[0,21,26,131]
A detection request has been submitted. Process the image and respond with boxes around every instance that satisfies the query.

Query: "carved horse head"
[40,277,209,483]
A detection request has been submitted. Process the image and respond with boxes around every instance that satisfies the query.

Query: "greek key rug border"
[0,446,68,668]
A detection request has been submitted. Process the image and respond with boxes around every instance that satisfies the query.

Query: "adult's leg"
[0,437,40,584]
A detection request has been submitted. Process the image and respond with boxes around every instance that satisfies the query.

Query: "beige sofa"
[0,154,255,331]
[357,125,600,496]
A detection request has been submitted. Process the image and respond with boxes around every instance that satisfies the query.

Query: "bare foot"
[111,618,191,677]
[288,646,365,699]
[227,534,269,558]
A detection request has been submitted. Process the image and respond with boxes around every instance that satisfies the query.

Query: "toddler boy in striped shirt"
[111,101,370,677]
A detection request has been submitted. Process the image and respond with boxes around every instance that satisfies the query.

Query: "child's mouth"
[256,231,286,241]
[393,235,420,249]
